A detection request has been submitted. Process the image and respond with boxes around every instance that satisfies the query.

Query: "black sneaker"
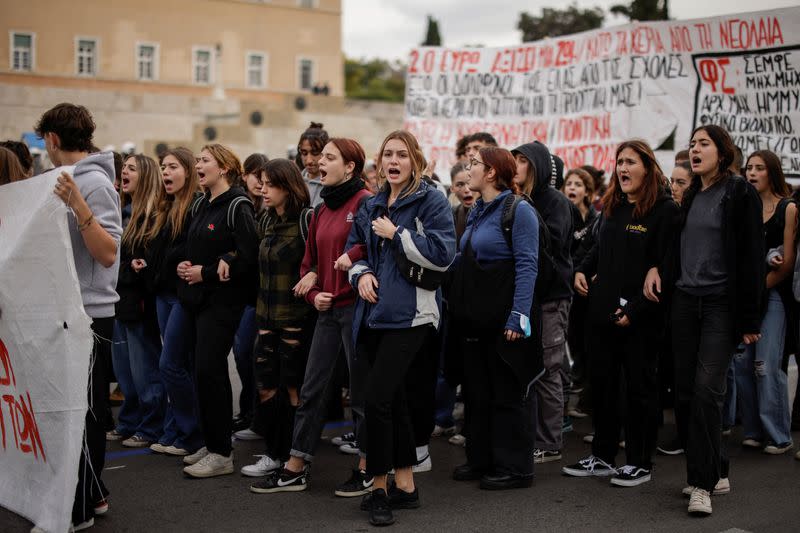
[610,465,651,487]
[656,438,685,456]
[335,469,374,497]
[332,432,356,447]
[368,489,394,527]
[361,482,420,510]
[249,467,307,493]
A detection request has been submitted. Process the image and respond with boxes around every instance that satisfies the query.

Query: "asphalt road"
[2,360,800,532]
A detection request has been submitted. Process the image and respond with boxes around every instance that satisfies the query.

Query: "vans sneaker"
[105,429,127,442]
[183,446,209,465]
[682,477,730,496]
[610,465,651,487]
[183,452,234,478]
[241,455,281,477]
[150,443,169,454]
[250,467,308,493]
[687,487,712,515]
[164,445,190,456]
[122,435,152,448]
[332,432,356,447]
[533,449,562,464]
[335,469,374,497]
[339,442,360,455]
[562,455,616,477]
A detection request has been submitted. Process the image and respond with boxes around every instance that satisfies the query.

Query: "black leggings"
[364,325,433,476]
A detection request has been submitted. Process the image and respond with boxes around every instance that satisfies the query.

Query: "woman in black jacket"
[564,141,680,487]
[177,144,260,478]
[644,125,764,516]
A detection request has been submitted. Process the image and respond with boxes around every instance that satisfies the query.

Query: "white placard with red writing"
[0,170,93,533]
[404,7,800,178]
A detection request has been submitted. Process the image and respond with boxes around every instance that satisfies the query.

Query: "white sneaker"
[682,477,730,496]
[582,433,594,444]
[687,487,712,515]
[183,446,209,465]
[742,438,762,449]
[448,433,466,447]
[241,455,281,477]
[183,452,234,478]
[164,445,190,456]
[764,442,793,455]
[233,428,263,441]
[339,442,360,455]
[413,454,432,473]
[150,443,169,454]
[70,518,95,531]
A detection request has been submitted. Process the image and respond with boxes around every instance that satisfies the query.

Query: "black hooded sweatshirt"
[178,186,260,310]
[512,142,574,302]
[577,193,681,327]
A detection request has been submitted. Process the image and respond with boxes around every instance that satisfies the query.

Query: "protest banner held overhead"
[0,170,94,533]
[403,7,800,177]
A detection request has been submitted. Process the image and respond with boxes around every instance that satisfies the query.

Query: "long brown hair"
[262,159,310,217]
[122,154,163,250]
[153,147,199,240]
[602,140,665,220]
[376,130,426,199]
[0,146,26,185]
[747,150,790,197]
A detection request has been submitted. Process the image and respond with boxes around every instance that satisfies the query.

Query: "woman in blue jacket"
[449,147,541,491]
[346,130,456,527]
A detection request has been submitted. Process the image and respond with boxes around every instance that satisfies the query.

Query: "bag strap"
[227,196,253,231]
[501,194,521,250]
[189,194,205,218]
[299,207,314,243]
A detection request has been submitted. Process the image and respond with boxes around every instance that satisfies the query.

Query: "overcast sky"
[343,0,797,61]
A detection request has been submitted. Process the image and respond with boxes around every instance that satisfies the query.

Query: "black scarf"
[320,177,364,210]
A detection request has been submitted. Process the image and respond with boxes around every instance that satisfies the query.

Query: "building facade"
[0,0,403,160]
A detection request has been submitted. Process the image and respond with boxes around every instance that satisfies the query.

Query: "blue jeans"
[233,305,257,419]
[114,320,166,441]
[156,293,203,451]
[112,320,140,436]
[733,290,792,445]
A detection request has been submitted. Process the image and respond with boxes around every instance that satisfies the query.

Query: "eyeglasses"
[465,158,490,171]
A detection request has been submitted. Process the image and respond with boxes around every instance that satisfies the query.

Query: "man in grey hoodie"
[36,103,122,531]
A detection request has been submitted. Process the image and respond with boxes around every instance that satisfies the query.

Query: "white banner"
[0,170,93,533]
[404,7,800,178]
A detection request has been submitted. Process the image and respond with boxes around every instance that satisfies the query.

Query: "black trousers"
[72,317,113,524]
[364,326,432,476]
[404,329,440,448]
[590,324,659,469]
[191,301,245,456]
[672,289,735,491]
[462,331,535,477]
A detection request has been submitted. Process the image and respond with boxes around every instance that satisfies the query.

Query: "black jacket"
[666,175,765,340]
[512,142,573,302]
[178,187,260,310]
[578,194,681,327]
[570,205,598,271]
[147,193,203,295]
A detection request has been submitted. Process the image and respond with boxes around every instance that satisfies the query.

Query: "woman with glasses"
[450,147,541,491]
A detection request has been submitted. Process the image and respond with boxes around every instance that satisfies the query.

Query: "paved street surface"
[3,360,800,532]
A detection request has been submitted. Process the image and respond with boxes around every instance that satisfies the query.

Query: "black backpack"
[500,194,556,300]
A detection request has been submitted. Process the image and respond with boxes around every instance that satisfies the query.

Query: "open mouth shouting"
[386,167,402,181]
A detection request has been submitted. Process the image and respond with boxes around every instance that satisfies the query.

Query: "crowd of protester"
[2,102,800,529]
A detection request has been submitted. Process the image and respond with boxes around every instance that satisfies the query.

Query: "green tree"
[422,15,442,46]
[344,57,406,102]
[610,0,669,21]
[518,3,605,42]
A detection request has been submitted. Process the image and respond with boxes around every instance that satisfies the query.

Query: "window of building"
[137,43,159,81]
[75,37,98,76]
[298,58,314,91]
[246,52,267,88]
[193,46,213,84]
[298,0,318,7]
[10,32,34,72]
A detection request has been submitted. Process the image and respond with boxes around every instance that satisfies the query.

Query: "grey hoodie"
[302,168,324,207]
[68,151,122,318]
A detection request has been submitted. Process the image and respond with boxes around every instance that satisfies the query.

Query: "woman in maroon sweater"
[255,138,372,495]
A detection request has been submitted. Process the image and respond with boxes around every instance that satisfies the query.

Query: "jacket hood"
[511,141,558,197]
[74,151,116,184]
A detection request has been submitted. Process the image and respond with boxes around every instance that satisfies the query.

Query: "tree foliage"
[518,3,605,42]
[610,0,669,21]
[422,15,442,46]
[345,58,406,102]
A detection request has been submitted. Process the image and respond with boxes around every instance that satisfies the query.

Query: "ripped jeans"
[733,290,792,446]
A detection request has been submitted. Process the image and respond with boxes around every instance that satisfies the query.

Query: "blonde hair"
[152,147,200,240]
[376,130,426,199]
[122,154,164,250]
[201,143,243,187]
